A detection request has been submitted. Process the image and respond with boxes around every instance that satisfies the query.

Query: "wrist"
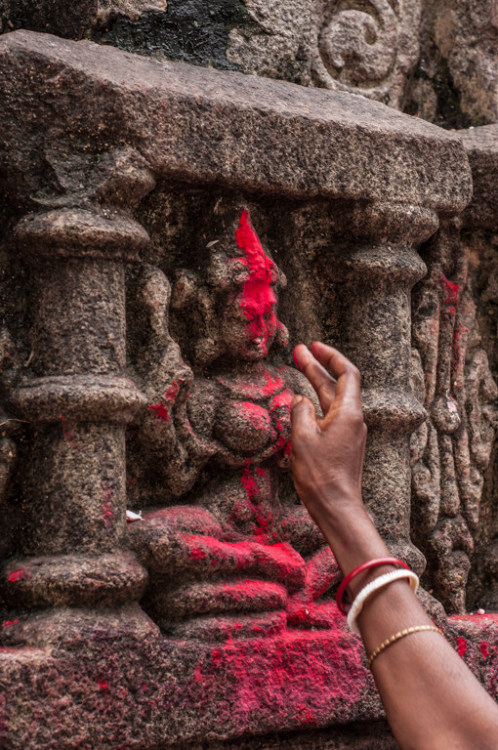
[309,501,391,581]
[300,483,364,521]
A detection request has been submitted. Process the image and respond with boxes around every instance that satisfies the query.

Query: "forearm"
[312,497,498,750]
[291,342,498,749]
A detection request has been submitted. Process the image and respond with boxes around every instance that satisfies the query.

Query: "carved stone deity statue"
[128,208,341,641]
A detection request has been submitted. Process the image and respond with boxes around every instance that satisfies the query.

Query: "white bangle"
[347,569,419,634]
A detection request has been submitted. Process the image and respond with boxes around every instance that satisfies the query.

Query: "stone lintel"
[0,30,472,213]
[458,125,498,231]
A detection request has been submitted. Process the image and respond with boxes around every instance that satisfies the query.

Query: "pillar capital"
[14,208,150,262]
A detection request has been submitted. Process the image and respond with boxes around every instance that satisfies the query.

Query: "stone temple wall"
[0,3,498,750]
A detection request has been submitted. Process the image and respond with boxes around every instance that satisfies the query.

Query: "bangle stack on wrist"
[336,557,411,616]
[346,569,419,633]
[336,556,444,670]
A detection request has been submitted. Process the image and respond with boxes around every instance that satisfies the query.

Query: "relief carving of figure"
[410,222,498,614]
[128,208,341,640]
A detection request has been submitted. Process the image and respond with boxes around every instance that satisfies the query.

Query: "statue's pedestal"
[0,625,378,748]
[1,616,498,749]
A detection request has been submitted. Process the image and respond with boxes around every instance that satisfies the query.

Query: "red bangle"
[336,557,410,615]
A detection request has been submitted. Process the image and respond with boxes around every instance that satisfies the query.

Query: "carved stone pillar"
[330,204,439,577]
[1,208,152,638]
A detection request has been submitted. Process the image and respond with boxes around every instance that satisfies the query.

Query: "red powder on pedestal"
[480,641,490,659]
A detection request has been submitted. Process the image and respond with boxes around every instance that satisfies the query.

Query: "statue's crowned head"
[171,208,288,367]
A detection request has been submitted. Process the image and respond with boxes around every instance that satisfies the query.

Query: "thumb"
[291,395,318,442]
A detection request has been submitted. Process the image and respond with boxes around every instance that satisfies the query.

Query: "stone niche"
[0,28,497,750]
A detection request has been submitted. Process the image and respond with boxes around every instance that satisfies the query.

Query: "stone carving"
[314,0,397,86]
[0,145,159,644]
[311,0,421,105]
[407,0,498,127]
[411,220,498,614]
[226,0,421,107]
[128,208,342,640]
[0,30,480,749]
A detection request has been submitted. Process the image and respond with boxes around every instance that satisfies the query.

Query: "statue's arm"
[129,265,217,496]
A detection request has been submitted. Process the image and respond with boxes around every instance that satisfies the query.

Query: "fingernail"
[291,395,303,408]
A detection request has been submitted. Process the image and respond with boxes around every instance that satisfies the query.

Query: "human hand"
[290,342,367,521]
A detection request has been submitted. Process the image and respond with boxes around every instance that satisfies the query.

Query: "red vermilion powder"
[235,210,277,350]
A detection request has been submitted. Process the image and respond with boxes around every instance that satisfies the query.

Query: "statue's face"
[213,209,282,362]
[222,288,277,361]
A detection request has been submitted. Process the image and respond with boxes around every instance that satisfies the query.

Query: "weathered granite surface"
[0,0,166,37]
[0,30,471,210]
[2,0,498,130]
[450,125,498,614]
[0,23,496,750]
[0,31,476,750]
[407,0,498,127]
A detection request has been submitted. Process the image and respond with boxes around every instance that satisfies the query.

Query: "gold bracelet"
[368,625,443,669]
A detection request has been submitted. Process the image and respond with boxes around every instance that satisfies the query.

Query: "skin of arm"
[290,341,498,750]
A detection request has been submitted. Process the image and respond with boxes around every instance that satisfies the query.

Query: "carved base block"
[0,617,497,749]
[0,627,376,749]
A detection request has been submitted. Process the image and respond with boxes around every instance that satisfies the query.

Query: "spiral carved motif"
[313,0,402,98]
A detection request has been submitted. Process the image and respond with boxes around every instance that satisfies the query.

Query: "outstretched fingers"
[309,342,362,408]
[290,394,319,455]
[293,343,337,413]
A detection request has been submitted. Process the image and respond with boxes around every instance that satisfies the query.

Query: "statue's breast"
[214,399,275,453]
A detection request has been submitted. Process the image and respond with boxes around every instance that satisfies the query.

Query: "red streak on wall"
[59,415,77,447]
[164,381,181,402]
[440,274,460,316]
[1,619,19,628]
[456,637,467,657]
[240,466,270,539]
[101,482,114,526]
[149,380,182,421]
